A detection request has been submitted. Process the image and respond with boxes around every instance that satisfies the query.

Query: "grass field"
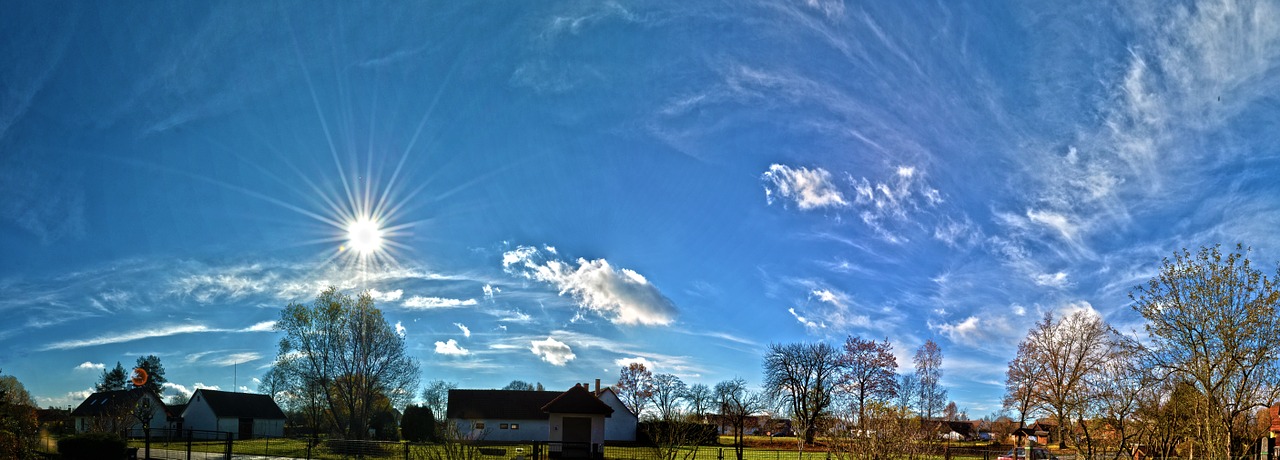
[117,436,1039,460]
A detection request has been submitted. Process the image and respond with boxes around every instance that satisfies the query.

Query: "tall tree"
[683,383,713,421]
[617,363,655,416]
[1131,244,1280,458]
[895,373,917,413]
[715,378,766,460]
[838,336,898,430]
[913,340,947,420]
[96,362,127,392]
[421,380,457,423]
[763,342,842,446]
[0,371,38,459]
[650,373,687,421]
[272,287,421,440]
[1003,342,1041,446]
[1019,310,1119,450]
[132,355,167,396]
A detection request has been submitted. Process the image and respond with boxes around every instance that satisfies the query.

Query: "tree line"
[1000,244,1280,459]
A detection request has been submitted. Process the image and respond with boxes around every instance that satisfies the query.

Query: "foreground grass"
[121,437,1025,460]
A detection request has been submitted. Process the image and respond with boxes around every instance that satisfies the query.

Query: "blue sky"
[3,1,1280,417]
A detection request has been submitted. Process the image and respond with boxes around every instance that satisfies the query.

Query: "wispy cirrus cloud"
[402,296,479,309]
[41,324,215,351]
[503,245,678,326]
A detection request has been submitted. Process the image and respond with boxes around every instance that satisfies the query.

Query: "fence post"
[224,432,233,460]
[186,429,192,460]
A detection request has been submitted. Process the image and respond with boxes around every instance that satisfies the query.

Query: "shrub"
[402,405,437,442]
[58,432,127,460]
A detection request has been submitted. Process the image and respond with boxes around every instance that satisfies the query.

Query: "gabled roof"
[71,388,164,417]
[191,389,285,420]
[541,384,613,416]
[446,390,561,420]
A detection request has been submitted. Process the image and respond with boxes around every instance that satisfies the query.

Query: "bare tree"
[895,373,918,413]
[272,287,421,439]
[715,378,766,460]
[618,363,656,416]
[1017,310,1119,450]
[913,340,947,420]
[422,380,458,423]
[763,342,842,446]
[1131,244,1280,458]
[683,383,713,421]
[651,373,688,421]
[1084,337,1149,460]
[838,336,898,430]
[1003,340,1041,442]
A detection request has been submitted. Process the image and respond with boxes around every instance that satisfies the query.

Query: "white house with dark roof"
[182,389,286,439]
[70,388,170,435]
[446,380,636,446]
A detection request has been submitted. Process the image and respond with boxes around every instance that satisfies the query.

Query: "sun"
[345,216,384,255]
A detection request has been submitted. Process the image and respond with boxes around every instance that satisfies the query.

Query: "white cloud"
[503,246,677,326]
[209,352,262,367]
[934,315,1016,349]
[163,382,193,398]
[395,321,406,337]
[435,339,470,356]
[455,323,471,338]
[1058,300,1100,319]
[482,284,499,301]
[811,289,841,305]
[74,361,104,371]
[614,356,656,371]
[1034,271,1069,288]
[402,296,478,309]
[761,164,849,210]
[243,321,276,332]
[1026,209,1080,243]
[368,289,404,302]
[789,307,825,331]
[530,337,575,366]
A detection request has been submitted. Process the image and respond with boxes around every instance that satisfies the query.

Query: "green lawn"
[117,438,1019,460]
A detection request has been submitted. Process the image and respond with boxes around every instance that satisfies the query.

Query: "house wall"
[597,391,636,442]
[181,396,219,437]
[452,418,550,442]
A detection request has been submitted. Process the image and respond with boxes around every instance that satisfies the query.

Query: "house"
[447,380,635,446]
[593,385,637,442]
[182,389,286,439]
[70,388,170,435]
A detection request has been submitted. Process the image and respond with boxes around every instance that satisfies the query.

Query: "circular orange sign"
[130,368,148,387]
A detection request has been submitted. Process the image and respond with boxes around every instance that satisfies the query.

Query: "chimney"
[595,379,601,393]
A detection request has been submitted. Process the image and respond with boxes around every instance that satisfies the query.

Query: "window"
[500,423,509,430]
[474,422,485,430]
[510,424,520,430]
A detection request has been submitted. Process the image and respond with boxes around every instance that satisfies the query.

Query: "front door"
[563,417,591,457]
[238,418,254,440]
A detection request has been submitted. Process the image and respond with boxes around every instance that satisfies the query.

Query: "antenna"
[234,361,238,393]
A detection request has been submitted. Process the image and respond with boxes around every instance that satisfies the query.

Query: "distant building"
[181,389,286,439]
[70,388,170,435]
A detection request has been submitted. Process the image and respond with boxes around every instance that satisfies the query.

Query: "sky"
[3,0,1280,417]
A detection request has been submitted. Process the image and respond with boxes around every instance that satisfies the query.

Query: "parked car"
[997,448,1059,460]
